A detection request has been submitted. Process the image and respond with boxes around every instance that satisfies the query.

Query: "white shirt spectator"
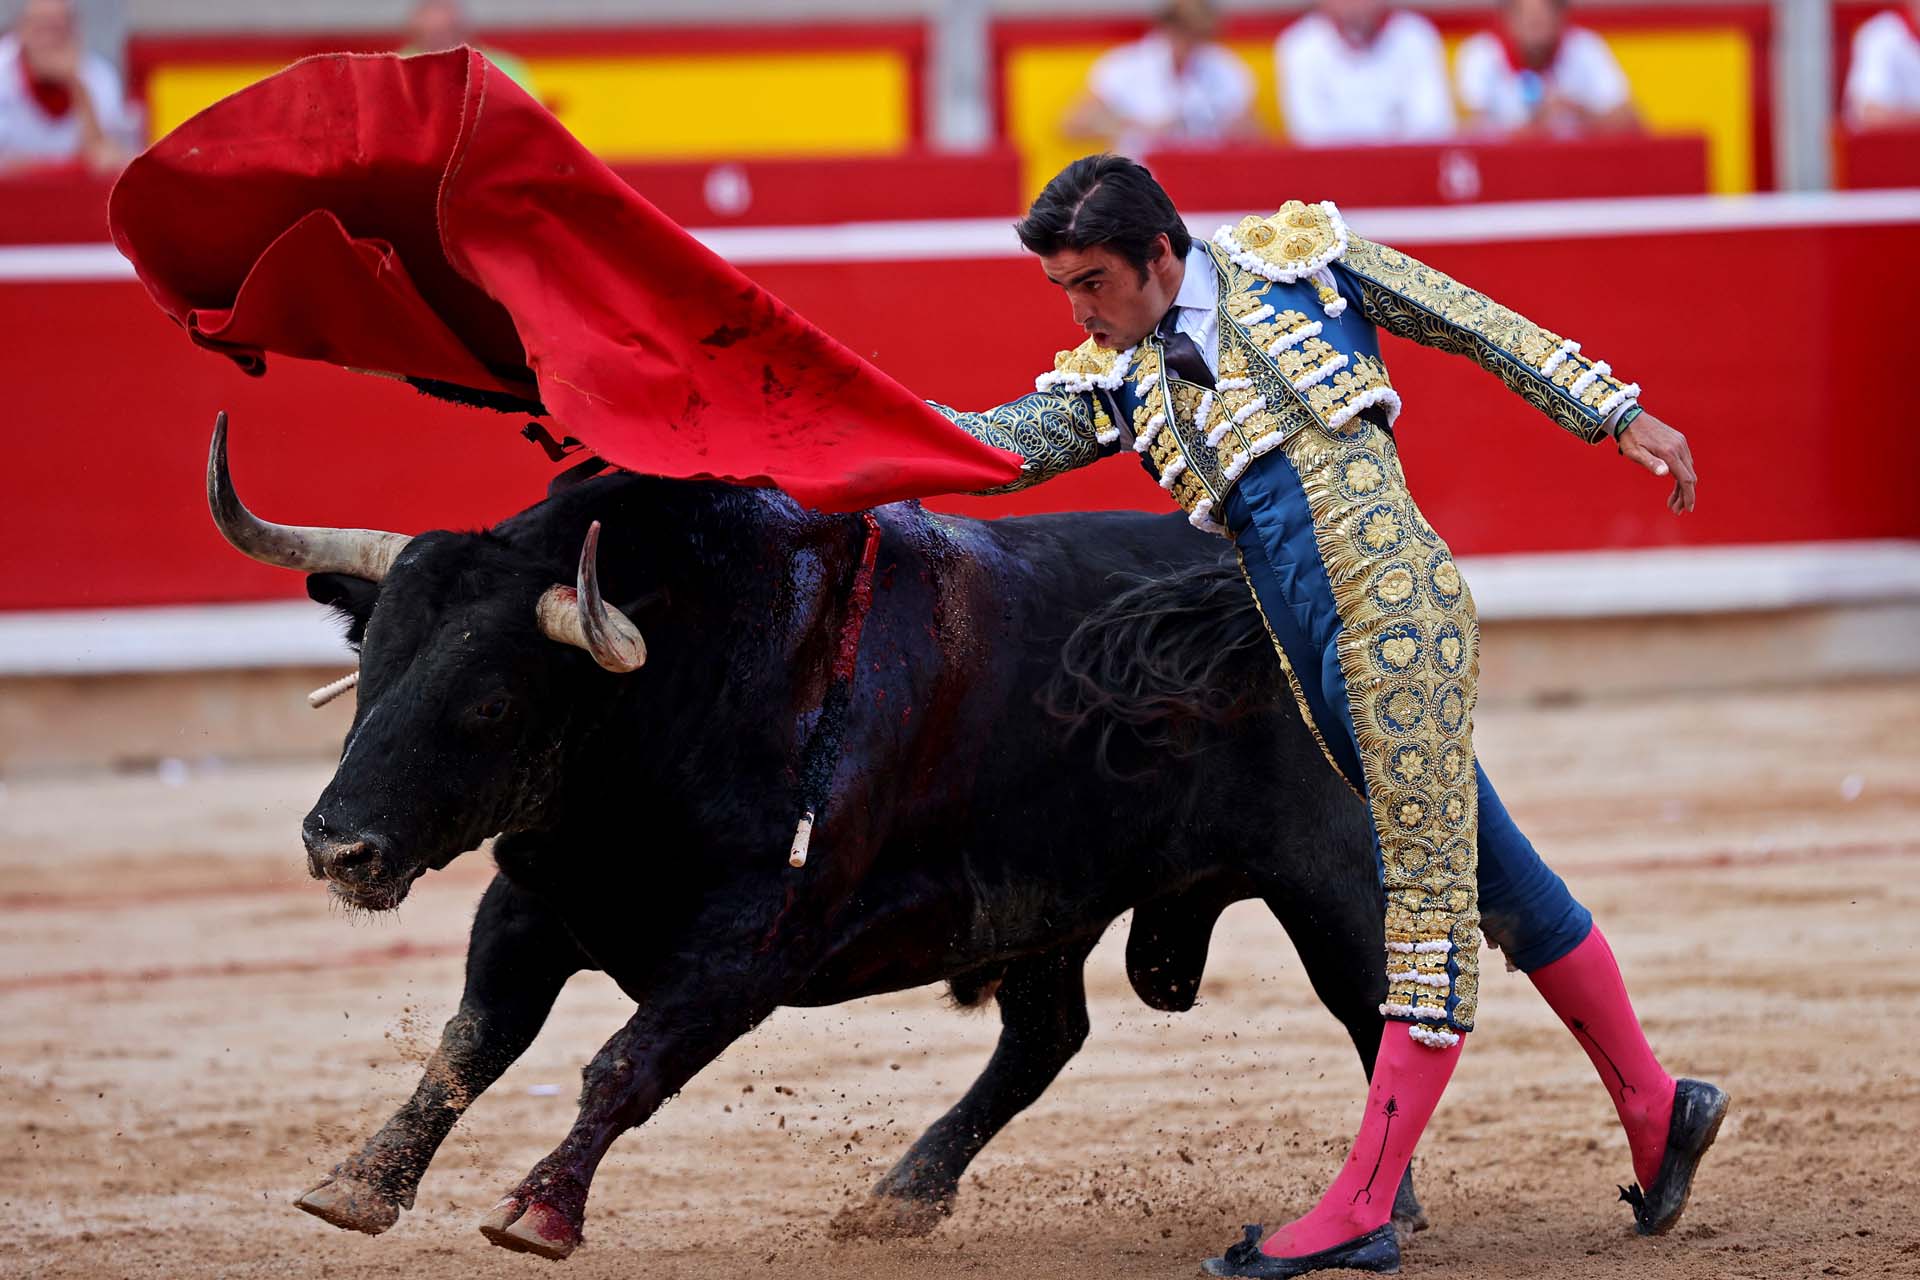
[0,32,140,164]
[1086,30,1254,153]
[1454,29,1631,130]
[1276,12,1454,145]
[1843,11,1920,125]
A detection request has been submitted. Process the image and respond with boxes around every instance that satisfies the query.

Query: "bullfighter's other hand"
[1617,412,1696,515]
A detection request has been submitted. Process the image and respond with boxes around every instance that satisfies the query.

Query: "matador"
[931,155,1728,1277]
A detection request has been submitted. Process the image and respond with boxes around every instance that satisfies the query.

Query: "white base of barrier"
[2,539,1915,677]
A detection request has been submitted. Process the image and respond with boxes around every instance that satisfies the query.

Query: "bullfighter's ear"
[307,572,380,648]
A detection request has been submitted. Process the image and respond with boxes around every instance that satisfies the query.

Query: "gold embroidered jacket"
[931,201,1641,534]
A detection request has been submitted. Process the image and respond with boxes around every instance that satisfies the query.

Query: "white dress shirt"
[1087,31,1255,156]
[1164,242,1223,379]
[0,34,141,163]
[1454,29,1632,130]
[1844,11,1920,124]
[1275,12,1455,145]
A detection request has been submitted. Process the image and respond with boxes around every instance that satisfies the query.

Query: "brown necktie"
[1157,315,1215,389]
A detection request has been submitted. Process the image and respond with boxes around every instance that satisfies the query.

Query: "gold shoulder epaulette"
[1035,336,1135,393]
[1212,200,1350,284]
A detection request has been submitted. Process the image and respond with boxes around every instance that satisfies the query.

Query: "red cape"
[107,48,1024,511]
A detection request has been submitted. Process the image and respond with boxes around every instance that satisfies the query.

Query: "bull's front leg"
[477,890,820,1260]
[297,875,587,1234]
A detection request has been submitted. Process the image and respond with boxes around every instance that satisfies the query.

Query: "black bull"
[255,462,1425,1258]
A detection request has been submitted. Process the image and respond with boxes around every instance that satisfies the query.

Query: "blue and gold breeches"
[1227,413,1592,1041]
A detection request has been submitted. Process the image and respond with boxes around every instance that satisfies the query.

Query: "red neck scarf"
[1496,29,1568,74]
[17,53,74,118]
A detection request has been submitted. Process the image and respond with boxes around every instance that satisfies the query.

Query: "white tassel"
[1191,390,1216,441]
[1324,387,1404,431]
[1409,1025,1461,1049]
[1133,411,1166,455]
[1290,353,1348,392]
[1035,344,1136,394]
[1570,360,1610,398]
[1378,1002,1449,1021]
[1266,321,1323,359]
[1539,339,1580,376]
[1231,396,1268,426]
[1157,456,1188,489]
[1597,382,1641,418]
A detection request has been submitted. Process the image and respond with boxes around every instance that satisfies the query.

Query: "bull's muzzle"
[302,814,409,907]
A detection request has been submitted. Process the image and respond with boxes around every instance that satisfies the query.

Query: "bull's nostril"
[332,841,373,864]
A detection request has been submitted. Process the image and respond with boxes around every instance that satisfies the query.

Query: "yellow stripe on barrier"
[147,50,912,160]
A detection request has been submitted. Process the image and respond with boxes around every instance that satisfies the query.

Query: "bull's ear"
[307,573,380,648]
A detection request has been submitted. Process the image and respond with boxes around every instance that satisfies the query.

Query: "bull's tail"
[1039,558,1274,780]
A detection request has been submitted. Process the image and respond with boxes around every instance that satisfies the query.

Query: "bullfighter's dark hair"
[1041,556,1274,781]
[1014,154,1192,281]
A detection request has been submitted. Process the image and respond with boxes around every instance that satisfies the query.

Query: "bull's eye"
[471,697,509,723]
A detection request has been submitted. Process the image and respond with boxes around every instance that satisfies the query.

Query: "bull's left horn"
[207,411,412,580]
[535,521,647,672]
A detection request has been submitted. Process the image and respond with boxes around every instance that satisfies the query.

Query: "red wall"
[1,212,1916,612]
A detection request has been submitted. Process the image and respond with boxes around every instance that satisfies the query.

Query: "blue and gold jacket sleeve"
[1336,233,1641,445]
[925,339,1129,494]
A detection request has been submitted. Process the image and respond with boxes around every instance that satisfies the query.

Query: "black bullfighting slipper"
[1200,1224,1400,1277]
[1618,1077,1730,1236]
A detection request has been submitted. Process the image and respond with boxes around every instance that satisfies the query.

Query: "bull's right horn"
[535,521,647,673]
[207,411,412,581]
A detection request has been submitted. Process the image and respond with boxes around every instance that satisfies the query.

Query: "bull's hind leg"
[1262,891,1430,1242]
[832,939,1097,1240]
[296,875,586,1234]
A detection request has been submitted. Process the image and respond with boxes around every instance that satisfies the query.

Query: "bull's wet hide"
[233,472,1413,1256]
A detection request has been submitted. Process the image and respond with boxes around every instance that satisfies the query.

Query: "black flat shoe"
[1619,1077,1730,1236]
[1201,1224,1400,1277]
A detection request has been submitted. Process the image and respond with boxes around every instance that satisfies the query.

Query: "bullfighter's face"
[1039,234,1183,352]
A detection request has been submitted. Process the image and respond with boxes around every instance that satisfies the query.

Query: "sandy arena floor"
[3,677,1918,1279]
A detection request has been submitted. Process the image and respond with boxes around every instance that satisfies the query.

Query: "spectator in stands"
[0,0,139,175]
[1275,0,1453,144]
[1843,2,1920,127]
[402,0,537,95]
[1455,0,1638,135]
[1063,0,1256,155]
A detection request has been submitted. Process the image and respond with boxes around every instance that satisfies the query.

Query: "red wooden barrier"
[0,198,1914,611]
[1142,136,1710,211]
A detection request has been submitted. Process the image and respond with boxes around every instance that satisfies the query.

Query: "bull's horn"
[535,521,647,672]
[206,411,412,580]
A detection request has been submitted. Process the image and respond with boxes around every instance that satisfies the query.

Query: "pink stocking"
[1528,925,1677,1188]
[1260,1025,1463,1259]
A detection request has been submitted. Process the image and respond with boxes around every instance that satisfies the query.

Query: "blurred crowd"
[0,0,531,177]
[5,0,1920,179]
[1067,0,1920,154]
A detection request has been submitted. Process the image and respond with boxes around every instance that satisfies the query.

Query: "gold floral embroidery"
[928,391,1106,494]
[1339,235,1635,445]
[1270,408,1484,1034]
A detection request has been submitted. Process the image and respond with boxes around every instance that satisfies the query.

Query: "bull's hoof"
[479,1196,581,1260]
[827,1192,952,1241]
[295,1174,402,1235]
